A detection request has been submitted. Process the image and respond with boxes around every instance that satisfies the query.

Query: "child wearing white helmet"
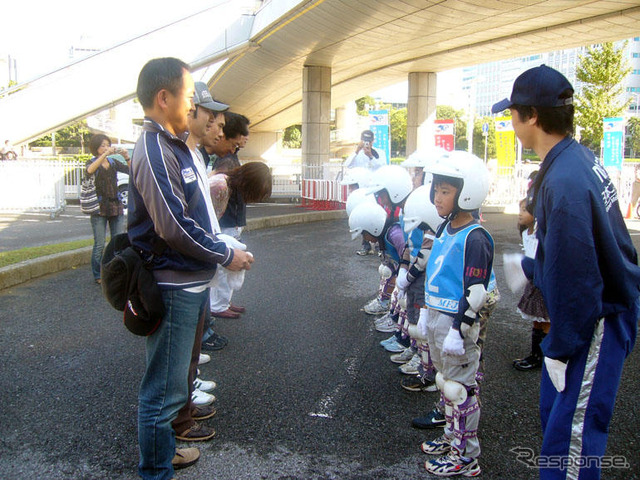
[349,202,407,320]
[393,184,444,396]
[418,151,493,477]
[359,165,414,316]
[342,168,376,256]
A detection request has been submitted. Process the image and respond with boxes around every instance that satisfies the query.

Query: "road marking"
[308,354,361,419]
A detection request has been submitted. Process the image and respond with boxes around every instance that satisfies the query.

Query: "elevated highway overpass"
[2,0,639,166]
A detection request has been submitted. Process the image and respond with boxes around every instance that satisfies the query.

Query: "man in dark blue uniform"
[493,65,640,480]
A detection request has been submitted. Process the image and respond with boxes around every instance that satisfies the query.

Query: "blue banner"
[369,110,390,164]
[603,117,624,170]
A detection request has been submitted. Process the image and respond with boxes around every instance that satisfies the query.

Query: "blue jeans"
[90,214,125,280]
[138,288,209,480]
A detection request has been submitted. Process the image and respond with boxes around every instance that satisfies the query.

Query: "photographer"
[85,134,130,284]
[344,130,387,171]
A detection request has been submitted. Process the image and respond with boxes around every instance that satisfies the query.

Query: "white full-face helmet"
[402,183,443,234]
[365,164,413,205]
[348,202,387,240]
[345,188,377,216]
[402,146,448,169]
[426,151,490,213]
[340,167,371,187]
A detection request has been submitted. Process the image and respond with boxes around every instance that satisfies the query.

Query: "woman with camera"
[86,134,130,284]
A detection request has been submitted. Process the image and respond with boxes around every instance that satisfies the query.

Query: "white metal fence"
[0,159,67,217]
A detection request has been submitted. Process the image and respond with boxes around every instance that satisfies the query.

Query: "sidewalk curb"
[0,210,347,291]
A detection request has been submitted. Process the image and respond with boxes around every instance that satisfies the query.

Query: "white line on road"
[308,355,361,419]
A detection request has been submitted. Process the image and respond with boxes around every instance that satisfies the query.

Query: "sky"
[1,1,223,82]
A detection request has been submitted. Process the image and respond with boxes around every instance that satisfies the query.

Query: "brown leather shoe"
[176,422,216,442]
[211,308,240,319]
[229,304,246,314]
[191,404,217,421]
[172,447,200,469]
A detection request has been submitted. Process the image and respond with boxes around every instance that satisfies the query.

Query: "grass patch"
[0,239,93,268]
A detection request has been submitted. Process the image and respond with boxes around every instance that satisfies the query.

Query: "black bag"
[101,233,165,336]
[80,174,100,214]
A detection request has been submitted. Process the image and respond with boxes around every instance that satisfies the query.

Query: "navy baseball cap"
[193,82,229,112]
[491,65,574,114]
[361,130,374,142]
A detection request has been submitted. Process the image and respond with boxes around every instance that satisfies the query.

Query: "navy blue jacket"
[530,136,640,360]
[127,119,233,290]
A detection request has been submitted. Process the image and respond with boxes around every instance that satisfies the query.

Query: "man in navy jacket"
[129,58,253,480]
[493,65,640,480]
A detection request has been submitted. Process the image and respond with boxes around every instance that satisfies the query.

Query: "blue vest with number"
[425,223,494,314]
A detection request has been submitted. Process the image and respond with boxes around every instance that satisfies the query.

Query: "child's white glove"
[442,327,465,356]
[503,253,527,295]
[396,268,409,295]
[544,357,567,393]
[417,308,428,337]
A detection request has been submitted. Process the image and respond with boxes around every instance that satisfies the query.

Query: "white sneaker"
[390,347,415,364]
[375,315,397,333]
[399,354,421,375]
[363,298,389,315]
[192,388,216,406]
[194,377,216,392]
[374,312,392,326]
[198,353,211,365]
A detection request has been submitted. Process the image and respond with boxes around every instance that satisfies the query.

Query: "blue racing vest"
[425,223,494,314]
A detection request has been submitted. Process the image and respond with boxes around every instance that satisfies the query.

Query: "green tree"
[282,124,302,148]
[355,96,376,116]
[436,105,467,150]
[472,117,496,160]
[575,42,631,152]
[627,117,640,158]
[390,107,407,156]
[29,120,92,151]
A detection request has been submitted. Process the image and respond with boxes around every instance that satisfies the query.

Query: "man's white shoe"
[192,388,216,406]
[198,353,211,365]
[194,377,216,392]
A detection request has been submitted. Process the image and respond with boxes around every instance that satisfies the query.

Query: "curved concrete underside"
[210,0,640,132]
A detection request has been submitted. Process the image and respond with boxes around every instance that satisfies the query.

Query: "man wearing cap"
[492,65,640,480]
[169,81,229,444]
[344,129,387,171]
[129,58,254,479]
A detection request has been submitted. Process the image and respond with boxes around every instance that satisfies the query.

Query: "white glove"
[503,253,527,295]
[544,357,567,393]
[442,327,465,356]
[396,268,409,291]
[417,308,428,337]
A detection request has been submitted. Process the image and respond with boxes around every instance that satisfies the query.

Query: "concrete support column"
[406,72,437,155]
[302,65,331,179]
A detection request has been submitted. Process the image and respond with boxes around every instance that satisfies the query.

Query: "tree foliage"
[355,96,376,116]
[282,124,302,149]
[29,120,92,149]
[627,117,640,157]
[575,42,631,151]
[390,107,407,156]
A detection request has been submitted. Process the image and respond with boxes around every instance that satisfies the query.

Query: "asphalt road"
[1,213,639,479]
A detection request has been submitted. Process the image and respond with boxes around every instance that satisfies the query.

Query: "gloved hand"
[503,253,527,295]
[544,357,568,393]
[442,327,465,356]
[417,308,428,337]
[396,268,409,290]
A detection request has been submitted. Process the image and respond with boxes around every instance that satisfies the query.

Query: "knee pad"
[397,294,407,309]
[378,264,392,279]
[435,372,445,392]
[443,380,468,406]
[407,324,428,341]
